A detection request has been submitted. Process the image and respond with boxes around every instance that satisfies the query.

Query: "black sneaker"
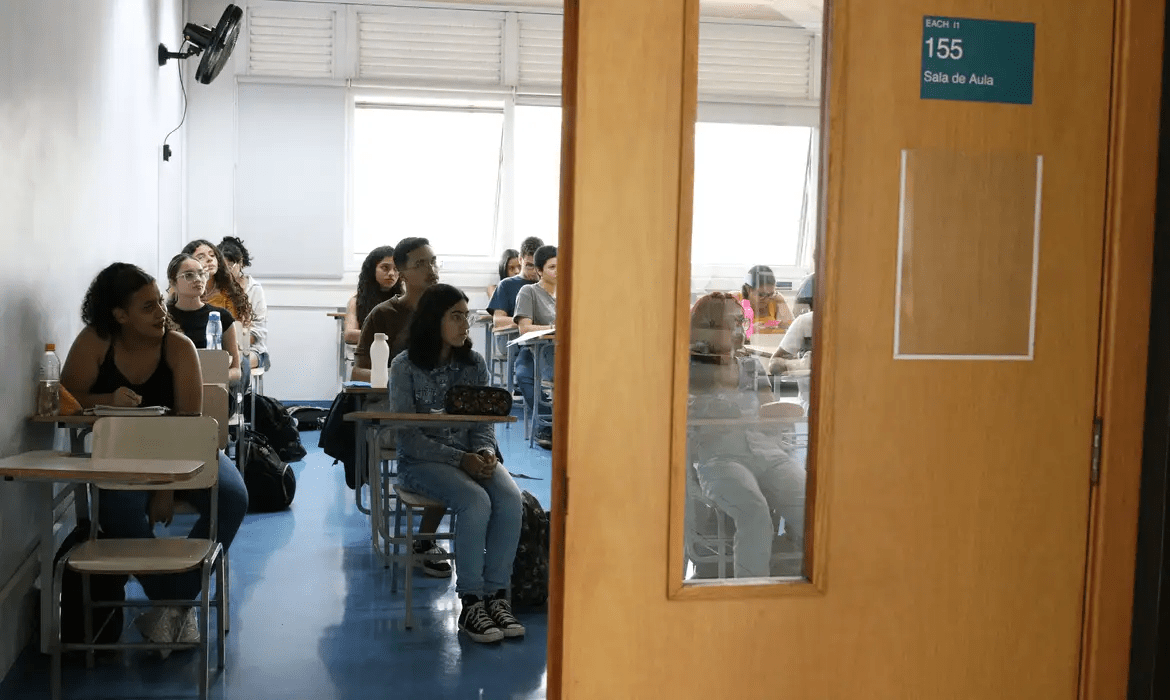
[458,597,504,643]
[413,540,452,578]
[486,591,525,638]
[535,428,553,451]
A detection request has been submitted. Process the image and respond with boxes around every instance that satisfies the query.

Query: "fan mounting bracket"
[158,43,200,67]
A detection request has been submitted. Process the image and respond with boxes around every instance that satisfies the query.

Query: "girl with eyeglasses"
[181,239,252,330]
[166,253,245,386]
[735,265,794,340]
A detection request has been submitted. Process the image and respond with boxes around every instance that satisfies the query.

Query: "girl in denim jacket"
[389,284,525,644]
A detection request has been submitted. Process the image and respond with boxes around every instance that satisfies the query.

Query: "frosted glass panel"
[895,150,1042,359]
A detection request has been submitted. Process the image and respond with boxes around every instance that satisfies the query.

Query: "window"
[352,104,505,259]
[513,105,563,245]
[691,123,813,268]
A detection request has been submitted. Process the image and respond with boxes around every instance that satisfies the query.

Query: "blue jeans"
[515,345,555,428]
[399,460,522,597]
[97,451,249,600]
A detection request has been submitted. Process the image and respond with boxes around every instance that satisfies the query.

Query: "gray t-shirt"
[514,284,556,326]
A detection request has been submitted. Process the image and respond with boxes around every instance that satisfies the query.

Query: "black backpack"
[242,429,296,512]
[286,405,329,431]
[50,521,128,645]
[510,490,550,609]
[243,394,307,463]
[318,390,361,489]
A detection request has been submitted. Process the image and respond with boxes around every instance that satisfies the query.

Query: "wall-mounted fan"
[158,4,244,85]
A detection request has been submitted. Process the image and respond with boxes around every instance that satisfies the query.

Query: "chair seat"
[392,484,445,509]
[67,538,218,575]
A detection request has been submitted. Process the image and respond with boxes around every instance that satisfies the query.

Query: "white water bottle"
[35,343,61,416]
[205,311,223,350]
[370,333,390,388]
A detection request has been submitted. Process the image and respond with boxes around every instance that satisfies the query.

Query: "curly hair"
[81,263,160,340]
[181,239,252,325]
[218,236,252,268]
[407,284,473,371]
[355,246,403,327]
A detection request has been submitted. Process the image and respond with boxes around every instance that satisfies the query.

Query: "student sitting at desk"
[487,236,543,331]
[182,238,252,330]
[166,253,244,387]
[344,245,403,346]
[351,237,451,577]
[487,248,521,301]
[352,237,438,382]
[769,311,814,413]
[513,245,557,449]
[735,265,794,339]
[219,235,270,371]
[60,262,248,652]
[688,292,805,579]
[390,283,524,644]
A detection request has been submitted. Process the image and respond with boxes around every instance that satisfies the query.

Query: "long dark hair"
[356,246,402,326]
[498,248,519,280]
[81,263,160,340]
[218,236,252,268]
[181,239,253,325]
[407,284,473,371]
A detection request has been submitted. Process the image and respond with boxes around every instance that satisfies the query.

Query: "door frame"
[1080,0,1164,697]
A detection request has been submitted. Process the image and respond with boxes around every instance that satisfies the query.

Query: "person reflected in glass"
[344,246,403,345]
[688,292,806,579]
[389,283,524,644]
[735,265,794,340]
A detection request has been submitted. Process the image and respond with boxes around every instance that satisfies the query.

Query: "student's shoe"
[414,540,452,577]
[135,607,180,659]
[458,597,504,644]
[535,428,552,450]
[486,591,525,638]
[177,607,200,645]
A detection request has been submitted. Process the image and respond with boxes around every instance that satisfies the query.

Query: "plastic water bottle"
[35,343,61,416]
[205,311,223,350]
[370,333,390,388]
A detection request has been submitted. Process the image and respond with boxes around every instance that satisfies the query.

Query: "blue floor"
[0,408,551,700]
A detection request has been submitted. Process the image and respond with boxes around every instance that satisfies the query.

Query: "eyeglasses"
[178,271,209,282]
[406,258,442,271]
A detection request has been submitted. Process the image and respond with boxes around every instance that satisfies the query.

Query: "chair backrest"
[91,416,220,491]
[197,349,231,385]
[202,384,230,449]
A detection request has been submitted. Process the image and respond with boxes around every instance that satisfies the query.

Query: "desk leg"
[354,418,370,516]
[38,483,54,654]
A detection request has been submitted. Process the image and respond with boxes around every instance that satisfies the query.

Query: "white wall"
[186,0,500,402]
[0,0,185,676]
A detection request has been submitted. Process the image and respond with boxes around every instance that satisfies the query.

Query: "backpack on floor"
[242,429,296,512]
[286,405,330,431]
[243,394,307,463]
[51,521,128,645]
[319,390,361,489]
[510,490,550,609]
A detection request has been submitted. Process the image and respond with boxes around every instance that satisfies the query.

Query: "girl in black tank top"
[89,334,176,409]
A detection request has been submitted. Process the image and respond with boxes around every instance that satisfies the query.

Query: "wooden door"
[549,0,1161,698]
